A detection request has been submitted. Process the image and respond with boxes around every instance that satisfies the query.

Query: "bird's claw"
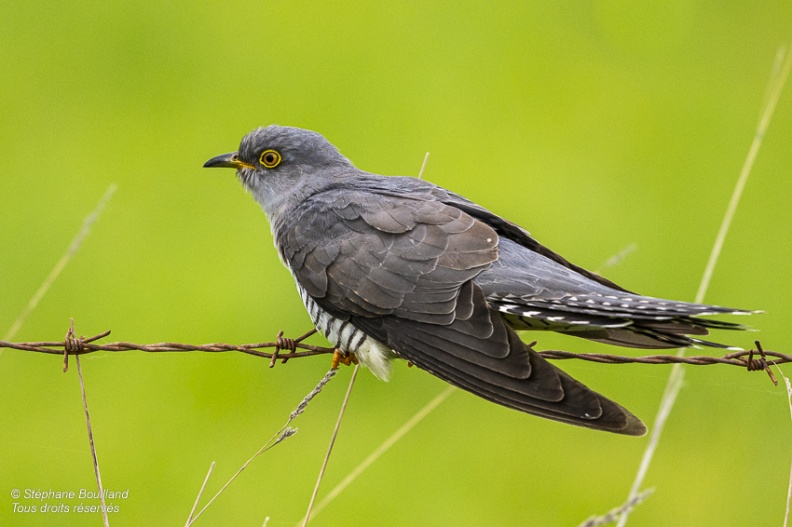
[331,349,358,369]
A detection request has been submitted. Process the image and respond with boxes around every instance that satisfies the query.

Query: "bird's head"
[204,125,354,218]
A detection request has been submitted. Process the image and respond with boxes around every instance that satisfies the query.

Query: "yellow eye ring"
[259,149,282,168]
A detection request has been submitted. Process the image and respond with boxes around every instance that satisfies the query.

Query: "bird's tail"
[460,331,648,436]
[377,317,647,435]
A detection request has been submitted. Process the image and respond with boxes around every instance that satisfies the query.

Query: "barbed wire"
[0,320,783,385]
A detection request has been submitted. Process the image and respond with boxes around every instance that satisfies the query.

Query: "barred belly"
[296,283,396,380]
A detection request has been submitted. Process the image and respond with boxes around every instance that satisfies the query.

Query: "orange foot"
[331,349,359,369]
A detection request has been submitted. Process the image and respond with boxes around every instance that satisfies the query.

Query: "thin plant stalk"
[3,187,116,526]
[185,462,215,527]
[186,369,337,525]
[417,152,430,179]
[308,385,456,521]
[76,355,110,527]
[615,43,792,527]
[301,363,360,526]
[2,184,117,343]
[780,368,792,527]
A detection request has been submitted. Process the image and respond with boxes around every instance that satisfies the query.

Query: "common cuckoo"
[204,125,753,436]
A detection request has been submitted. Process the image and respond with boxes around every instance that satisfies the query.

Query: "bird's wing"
[437,190,635,293]
[278,188,645,435]
[432,191,752,349]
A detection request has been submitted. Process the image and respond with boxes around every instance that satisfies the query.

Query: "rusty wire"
[0,320,784,385]
[539,341,780,385]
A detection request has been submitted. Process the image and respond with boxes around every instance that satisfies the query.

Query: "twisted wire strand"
[0,322,783,384]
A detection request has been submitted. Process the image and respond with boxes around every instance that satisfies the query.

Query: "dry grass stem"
[615,42,792,527]
[186,369,338,526]
[301,364,360,527]
[596,243,637,274]
[3,188,115,524]
[308,385,456,521]
[781,368,792,527]
[417,152,430,179]
[614,366,684,527]
[578,489,654,527]
[291,369,339,419]
[695,45,792,306]
[76,354,110,527]
[185,461,215,527]
[2,184,117,343]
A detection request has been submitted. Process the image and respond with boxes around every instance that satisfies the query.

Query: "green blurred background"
[2,2,791,526]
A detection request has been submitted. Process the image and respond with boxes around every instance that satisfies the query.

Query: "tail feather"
[491,292,756,350]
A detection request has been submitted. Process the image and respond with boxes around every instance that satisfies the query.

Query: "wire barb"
[63,318,85,372]
[746,340,778,385]
[271,330,291,368]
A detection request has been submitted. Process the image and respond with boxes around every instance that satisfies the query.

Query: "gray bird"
[204,125,753,436]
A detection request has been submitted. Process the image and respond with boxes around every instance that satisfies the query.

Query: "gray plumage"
[204,125,756,436]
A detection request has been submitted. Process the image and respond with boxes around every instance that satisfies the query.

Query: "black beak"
[203,152,253,169]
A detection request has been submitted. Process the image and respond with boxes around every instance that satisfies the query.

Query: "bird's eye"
[259,149,282,169]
